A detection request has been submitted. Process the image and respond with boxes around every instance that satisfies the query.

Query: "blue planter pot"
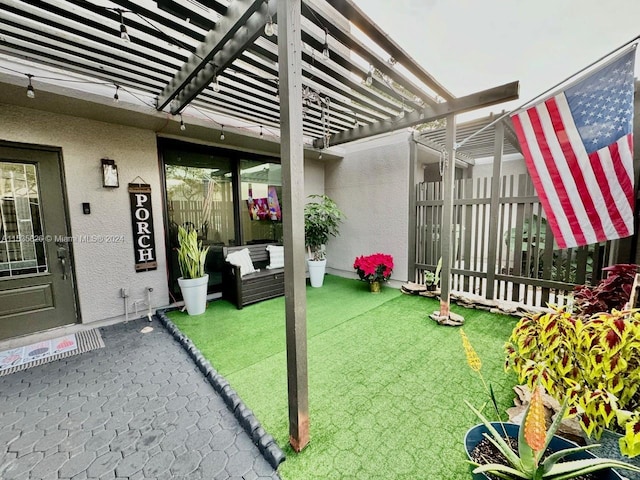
[464,422,625,480]
[585,430,640,480]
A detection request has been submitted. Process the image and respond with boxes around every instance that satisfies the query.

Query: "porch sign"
[128,183,157,271]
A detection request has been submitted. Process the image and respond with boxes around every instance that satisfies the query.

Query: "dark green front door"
[0,144,77,340]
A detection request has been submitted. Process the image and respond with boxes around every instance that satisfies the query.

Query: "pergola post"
[485,122,504,300]
[277,0,310,452]
[438,113,457,320]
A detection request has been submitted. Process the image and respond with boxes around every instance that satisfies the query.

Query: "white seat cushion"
[266,245,284,269]
[225,248,256,276]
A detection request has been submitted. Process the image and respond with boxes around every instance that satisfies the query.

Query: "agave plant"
[177,225,209,279]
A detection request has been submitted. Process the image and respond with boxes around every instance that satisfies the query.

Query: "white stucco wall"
[324,131,411,284]
[472,153,528,179]
[0,104,169,324]
[304,157,325,196]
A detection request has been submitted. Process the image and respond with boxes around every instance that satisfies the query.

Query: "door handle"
[56,242,67,280]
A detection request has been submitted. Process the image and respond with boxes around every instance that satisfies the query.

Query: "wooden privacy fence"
[414,173,610,308]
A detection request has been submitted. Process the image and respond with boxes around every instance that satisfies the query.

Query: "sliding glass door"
[160,140,282,300]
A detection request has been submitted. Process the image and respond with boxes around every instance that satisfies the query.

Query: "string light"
[113,84,120,102]
[264,1,276,37]
[259,125,263,137]
[220,125,225,141]
[26,74,35,98]
[353,113,358,128]
[322,28,330,60]
[212,66,221,93]
[180,114,186,131]
[399,99,405,119]
[365,65,373,86]
[119,10,131,43]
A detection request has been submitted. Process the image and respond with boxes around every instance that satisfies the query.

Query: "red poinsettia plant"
[353,253,394,283]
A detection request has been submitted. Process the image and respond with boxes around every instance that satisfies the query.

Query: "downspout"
[407,134,418,282]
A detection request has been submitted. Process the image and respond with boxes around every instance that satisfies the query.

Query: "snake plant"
[177,225,209,279]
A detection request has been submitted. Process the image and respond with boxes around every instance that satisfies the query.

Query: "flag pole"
[454,34,640,151]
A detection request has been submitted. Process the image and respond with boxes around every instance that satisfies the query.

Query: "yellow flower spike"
[460,329,482,372]
[524,385,546,453]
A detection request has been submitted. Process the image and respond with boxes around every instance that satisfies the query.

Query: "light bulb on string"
[119,10,130,43]
[365,65,373,86]
[399,99,405,119]
[264,0,276,38]
[322,29,330,60]
[180,114,186,131]
[264,17,275,37]
[113,85,120,102]
[212,66,221,93]
[259,125,263,137]
[220,125,225,141]
[26,74,35,99]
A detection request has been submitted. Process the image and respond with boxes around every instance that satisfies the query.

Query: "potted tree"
[304,194,344,288]
[176,225,210,315]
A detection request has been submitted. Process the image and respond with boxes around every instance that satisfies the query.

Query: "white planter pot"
[178,274,209,315]
[307,259,327,288]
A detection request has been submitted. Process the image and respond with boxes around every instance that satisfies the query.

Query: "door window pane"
[240,160,283,244]
[164,151,233,295]
[0,162,47,277]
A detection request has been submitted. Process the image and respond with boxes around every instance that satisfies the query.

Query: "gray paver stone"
[34,429,68,452]
[225,450,255,476]
[128,411,156,431]
[85,429,116,456]
[115,450,148,478]
[185,429,212,452]
[8,430,42,455]
[170,450,202,476]
[212,429,237,451]
[58,451,96,478]
[86,451,122,478]
[142,450,174,477]
[0,411,25,428]
[136,429,165,451]
[29,451,69,479]
[1,451,43,479]
[110,429,141,454]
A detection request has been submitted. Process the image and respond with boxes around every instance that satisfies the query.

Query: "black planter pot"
[464,422,625,480]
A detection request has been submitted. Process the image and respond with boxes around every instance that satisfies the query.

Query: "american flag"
[511,48,636,249]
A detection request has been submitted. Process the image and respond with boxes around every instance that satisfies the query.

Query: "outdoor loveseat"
[222,243,284,309]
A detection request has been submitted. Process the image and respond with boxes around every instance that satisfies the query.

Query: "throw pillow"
[225,248,256,276]
[266,245,284,269]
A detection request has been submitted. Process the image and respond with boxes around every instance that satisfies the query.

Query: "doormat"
[0,329,105,376]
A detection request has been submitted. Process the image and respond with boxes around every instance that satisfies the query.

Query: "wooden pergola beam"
[156,0,271,113]
[313,81,520,148]
[325,0,455,101]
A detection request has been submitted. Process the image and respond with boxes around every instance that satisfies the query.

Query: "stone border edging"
[155,309,286,469]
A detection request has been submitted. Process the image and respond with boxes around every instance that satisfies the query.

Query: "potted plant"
[353,253,394,293]
[504,306,640,474]
[424,258,442,291]
[176,225,210,315]
[304,194,344,288]
[460,330,640,479]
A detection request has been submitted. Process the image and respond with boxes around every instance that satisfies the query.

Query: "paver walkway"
[0,318,280,480]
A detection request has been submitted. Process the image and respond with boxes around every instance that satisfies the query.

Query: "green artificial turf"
[168,275,518,479]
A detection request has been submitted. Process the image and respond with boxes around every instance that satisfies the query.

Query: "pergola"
[0,0,519,451]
